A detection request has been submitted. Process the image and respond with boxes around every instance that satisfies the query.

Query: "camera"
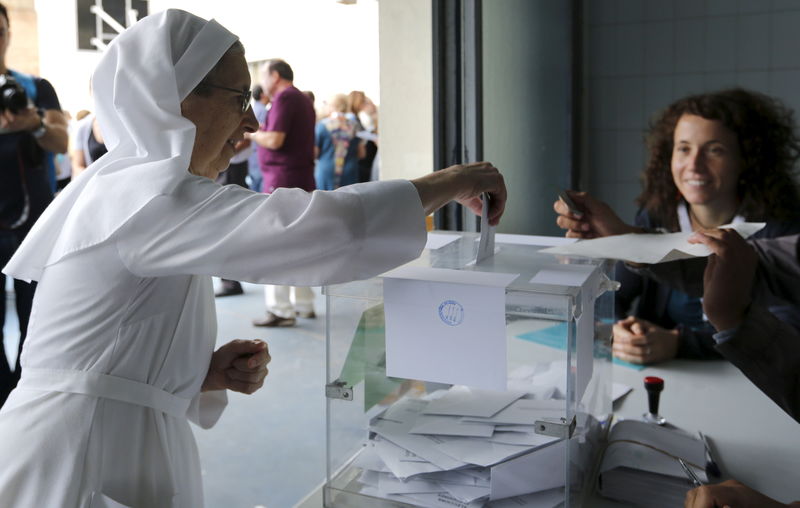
[0,74,29,115]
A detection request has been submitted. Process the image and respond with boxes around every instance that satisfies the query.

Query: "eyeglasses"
[200,82,252,113]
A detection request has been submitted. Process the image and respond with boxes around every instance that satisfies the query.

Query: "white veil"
[4,9,237,282]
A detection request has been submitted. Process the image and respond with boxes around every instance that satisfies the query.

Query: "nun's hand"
[202,339,271,395]
[411,161,506,226]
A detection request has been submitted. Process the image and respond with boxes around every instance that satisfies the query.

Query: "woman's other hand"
[688,229,757,332]
[612,316,680,364]
[553,190,639,239]
[202,339,271,394]
[411,161,506,226]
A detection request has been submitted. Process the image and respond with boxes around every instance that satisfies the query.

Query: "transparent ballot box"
[323,232,615,508]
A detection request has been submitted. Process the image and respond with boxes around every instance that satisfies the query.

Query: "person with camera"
[0,2,68,406]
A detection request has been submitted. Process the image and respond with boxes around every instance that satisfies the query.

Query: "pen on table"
[677,457,705,487]
[698,431,721,478]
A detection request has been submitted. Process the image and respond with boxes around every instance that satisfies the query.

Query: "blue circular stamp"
[438,300,464,326]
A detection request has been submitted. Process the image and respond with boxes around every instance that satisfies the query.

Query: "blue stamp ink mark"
[438,300,464,326]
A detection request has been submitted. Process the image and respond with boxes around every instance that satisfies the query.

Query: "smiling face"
[671,114,743,209]
[181,51,258,180]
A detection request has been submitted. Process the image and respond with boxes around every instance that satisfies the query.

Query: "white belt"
[18,367,191,419]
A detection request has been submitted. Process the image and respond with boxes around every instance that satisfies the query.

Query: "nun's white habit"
[0,10,425,508]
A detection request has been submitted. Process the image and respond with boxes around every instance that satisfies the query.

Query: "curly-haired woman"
[554,88,800,365]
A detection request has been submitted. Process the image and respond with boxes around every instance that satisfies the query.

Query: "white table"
[297,359,800,507]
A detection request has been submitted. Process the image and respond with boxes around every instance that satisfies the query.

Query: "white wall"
[32,0,103,114]
[33,0,380,115]
[584,0,800,223]
[377,0,433,181]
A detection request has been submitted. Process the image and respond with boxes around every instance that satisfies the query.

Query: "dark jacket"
[614,207,800,359]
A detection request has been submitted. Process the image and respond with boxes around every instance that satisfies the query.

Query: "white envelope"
[433,436,536,467]
[370,399,468,472]
[489,431,558,447]
[489,441,566,500]
[461,398,565,425]
[487,487,564,507]
[377,472,445,495]
[422,386,526,417]
[439,481,490,503]
[372,435,444,479]
[409,414,496,437]
[383,267,518,390]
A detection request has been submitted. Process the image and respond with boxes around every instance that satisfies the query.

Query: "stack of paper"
[349,386,571,507]
[598,420,711,508]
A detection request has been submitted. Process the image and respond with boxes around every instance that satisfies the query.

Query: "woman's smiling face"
[181,50,258,180]
[671,114,744,209]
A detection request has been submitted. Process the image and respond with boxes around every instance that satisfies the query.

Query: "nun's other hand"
[202,339,271,394]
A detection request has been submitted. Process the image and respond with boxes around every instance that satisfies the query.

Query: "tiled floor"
[3,280,327,508]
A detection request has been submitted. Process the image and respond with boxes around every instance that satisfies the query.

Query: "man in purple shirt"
[247,59,317,327]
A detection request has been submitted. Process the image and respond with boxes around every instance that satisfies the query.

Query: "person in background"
[314,93,364,191]
[0,2,68,406]
[246,59,317,327]
[71,111,107,177]
[53,110,73,190]
[246,84,268,192]
[347,90,378,183]
[303,90,315,115]
[555,88,800,365]
[214,136,253,297]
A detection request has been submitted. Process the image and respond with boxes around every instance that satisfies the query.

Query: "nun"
[0,9,505,508]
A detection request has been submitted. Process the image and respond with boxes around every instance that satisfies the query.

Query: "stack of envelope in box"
[350,385,574,508]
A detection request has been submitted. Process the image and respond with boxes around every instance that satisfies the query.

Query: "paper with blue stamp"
[382,266,518,390]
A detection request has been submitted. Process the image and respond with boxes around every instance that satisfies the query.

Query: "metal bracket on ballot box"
[325,380,354,401]
[534,415,577,439]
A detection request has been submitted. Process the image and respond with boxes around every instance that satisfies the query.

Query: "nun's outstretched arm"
[115,163,506,286]
[115,176,423,285]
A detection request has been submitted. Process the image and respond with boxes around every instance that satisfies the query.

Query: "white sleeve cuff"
[186,390,228,429]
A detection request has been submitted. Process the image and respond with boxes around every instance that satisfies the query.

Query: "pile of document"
[598,420,710,508]
[349,385,572,508]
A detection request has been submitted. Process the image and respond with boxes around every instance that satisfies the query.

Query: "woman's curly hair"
[638,88,800,230]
